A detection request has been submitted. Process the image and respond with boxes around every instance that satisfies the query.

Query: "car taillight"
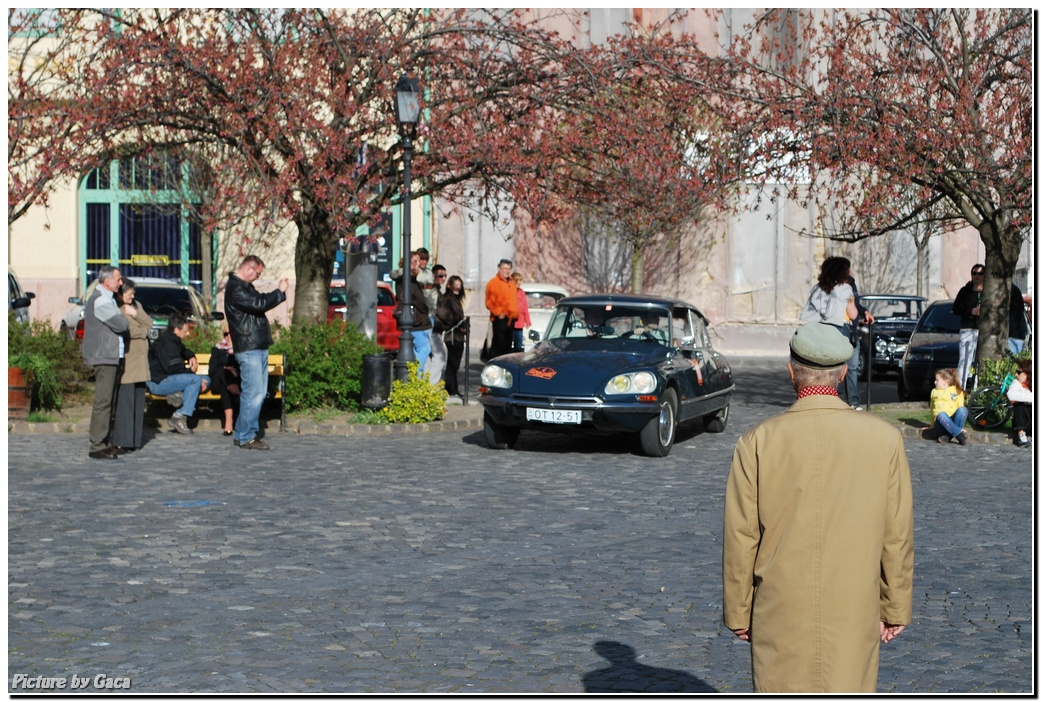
[76,320,85,340]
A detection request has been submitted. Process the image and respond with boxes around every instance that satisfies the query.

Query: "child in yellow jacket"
[931,368,968,445]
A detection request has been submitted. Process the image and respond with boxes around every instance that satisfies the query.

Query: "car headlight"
[874,338,889,355]
[906,349,933,362]
[480,364,513,389]
[604,371,657,395]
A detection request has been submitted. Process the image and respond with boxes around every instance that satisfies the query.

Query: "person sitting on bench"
[146,314,209,435]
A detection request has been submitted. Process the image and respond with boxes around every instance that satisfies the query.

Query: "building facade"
[9,8,1031,355]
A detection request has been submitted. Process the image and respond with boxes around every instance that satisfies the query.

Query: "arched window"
[78,155,213,291]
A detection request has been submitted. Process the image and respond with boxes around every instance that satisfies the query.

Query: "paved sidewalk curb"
[8,402,1019,445]
[7,404,487,437]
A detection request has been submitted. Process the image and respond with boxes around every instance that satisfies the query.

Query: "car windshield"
[544,304,672,347]
[917,303,960,333]
[862,297,923,321]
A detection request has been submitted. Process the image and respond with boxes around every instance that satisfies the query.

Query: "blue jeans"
[412,329,431,370]
[235,349,268,443]
[146,373,206,417]
[1009,337,1026,355]
[934,407,968,438]
[843,336,861,406]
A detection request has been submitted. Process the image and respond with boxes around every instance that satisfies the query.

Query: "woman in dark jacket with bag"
[437,275,468,398]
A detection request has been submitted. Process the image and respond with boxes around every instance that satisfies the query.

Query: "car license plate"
[526,407,582,424]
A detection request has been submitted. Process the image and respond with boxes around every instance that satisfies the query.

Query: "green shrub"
[381,362,448,423]
[269,319,381,412]
[8,315,91,410]
[978,349,1032,388]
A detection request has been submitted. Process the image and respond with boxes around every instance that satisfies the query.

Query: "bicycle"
[966,372,1014,429]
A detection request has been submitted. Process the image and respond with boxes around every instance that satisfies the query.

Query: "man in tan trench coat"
[723,322,914,693]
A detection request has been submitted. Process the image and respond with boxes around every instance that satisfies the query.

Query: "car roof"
[86,276,193,289]
[330,280,392,290]
[860,294,928,301]
[560,293,701,312]
[125,277,196,287]
[521,282,569,295]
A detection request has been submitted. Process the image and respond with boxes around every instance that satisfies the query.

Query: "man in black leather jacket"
[225,255,288,450]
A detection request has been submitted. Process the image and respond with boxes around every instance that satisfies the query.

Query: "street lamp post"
[393,74,421,383]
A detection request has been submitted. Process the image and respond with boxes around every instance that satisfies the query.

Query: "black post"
[393,133,416,383]
[864,321,873,411]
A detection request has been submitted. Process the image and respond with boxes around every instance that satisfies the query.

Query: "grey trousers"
[88,364,122,452]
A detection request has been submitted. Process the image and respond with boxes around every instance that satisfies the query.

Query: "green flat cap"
[790,322,854,368]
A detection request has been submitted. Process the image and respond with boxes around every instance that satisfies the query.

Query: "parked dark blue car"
[478,294,735,457]
[899,300,960,400]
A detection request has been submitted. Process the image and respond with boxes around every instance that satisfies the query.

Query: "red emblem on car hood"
[526,367,557,380]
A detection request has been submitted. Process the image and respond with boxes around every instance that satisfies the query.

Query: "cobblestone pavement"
[8,359,1033,693]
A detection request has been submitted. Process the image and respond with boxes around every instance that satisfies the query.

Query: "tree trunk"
[914,235,928,298]
[292,194,337,326]
[631,243,645,295]
[976,218,1024,361]
[200,228,213,313]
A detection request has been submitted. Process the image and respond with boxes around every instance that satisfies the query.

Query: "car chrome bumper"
[479,394,661,432]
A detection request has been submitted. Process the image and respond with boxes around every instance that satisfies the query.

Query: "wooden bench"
[146,352,287,431]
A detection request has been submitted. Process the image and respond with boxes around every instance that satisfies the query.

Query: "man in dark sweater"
[146,314,209,435]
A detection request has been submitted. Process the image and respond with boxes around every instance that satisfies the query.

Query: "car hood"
[907,331,958,349]
[868,321,917,338]
[488,340,669,394]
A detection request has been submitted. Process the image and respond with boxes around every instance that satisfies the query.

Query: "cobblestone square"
[8,359,1033,693]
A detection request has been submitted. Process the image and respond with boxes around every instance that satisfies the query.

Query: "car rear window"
[917,303,960,333]
[329,287,395,307]
[527,292,564,309]
[862,298,923,321]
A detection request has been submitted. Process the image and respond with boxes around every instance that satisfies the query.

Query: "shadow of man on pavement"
[581,640,717,693]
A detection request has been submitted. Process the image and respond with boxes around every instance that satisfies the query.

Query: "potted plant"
[8,351,60,415]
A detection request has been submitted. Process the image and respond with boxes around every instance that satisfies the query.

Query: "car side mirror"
[11,296,32,310]
[528,329,541,343]
[69,296,82,305]
[210,311,225,321]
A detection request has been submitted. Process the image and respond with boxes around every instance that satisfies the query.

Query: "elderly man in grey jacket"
[82,265,130,459]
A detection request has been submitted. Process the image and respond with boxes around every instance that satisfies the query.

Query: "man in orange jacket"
[485,259,519,359]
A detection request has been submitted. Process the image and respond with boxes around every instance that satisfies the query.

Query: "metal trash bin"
[361,353,392,410]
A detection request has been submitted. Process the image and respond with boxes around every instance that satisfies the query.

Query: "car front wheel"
[640,388,677,457]
[483,411,520,450]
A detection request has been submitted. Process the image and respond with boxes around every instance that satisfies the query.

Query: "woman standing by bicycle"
[1007,358,1032,448]
[931,368,969,445]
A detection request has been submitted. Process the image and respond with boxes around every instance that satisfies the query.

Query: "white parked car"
[520,282,569,349]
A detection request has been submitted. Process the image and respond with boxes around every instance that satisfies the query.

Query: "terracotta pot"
[8,366,32,420]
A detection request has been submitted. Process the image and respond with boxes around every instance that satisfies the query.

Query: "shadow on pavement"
[462,420,709,455]
[581,640,717,693]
